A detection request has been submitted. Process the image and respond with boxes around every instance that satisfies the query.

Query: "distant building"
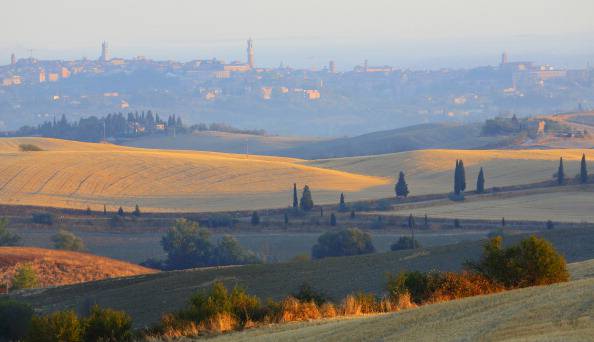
[329,60,336,73]
[260,86,273,100]
[61,67,71,78]
[304,89,321,100]
[247,38,255,69]
[48,73,59,82]
[10,53,16,65]
[38,70,46,83]
[100,41,110,62]
[2,75,22,86]
[501,51,508,65]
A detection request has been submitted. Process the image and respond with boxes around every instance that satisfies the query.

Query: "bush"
[466,236,569,288]
[83,305,133,342]
[52,230,85,251]
[19,144,44,152]
[0,218,21,246]
[390,236,420,251]
[386,271,444,304]
[292,283,329,306]
[211,235,261,266]
[11,264,38,290]
[311,228,375,259]
[27,310,83,342]
[429,272,503,302]
[0,299,33,341]
[32,213,54,225]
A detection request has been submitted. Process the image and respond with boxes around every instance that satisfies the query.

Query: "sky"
[1,0,594,69]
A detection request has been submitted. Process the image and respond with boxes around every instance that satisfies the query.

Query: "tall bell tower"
[247,38,255,69]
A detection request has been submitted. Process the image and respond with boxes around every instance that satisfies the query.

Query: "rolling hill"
[13,227,594,328]
[0,247,156,288]
[212,276,594,342]
[0,137,387,212]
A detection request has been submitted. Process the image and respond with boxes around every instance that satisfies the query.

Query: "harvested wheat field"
[0,247,156,288]
[211,277,594,342]
[0,137,388,212]
[306,149,594,198]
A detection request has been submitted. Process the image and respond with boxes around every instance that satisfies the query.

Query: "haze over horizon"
[1,0,594,69]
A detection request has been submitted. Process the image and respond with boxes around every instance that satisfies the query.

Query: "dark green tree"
[320,207,324,217]
[292,183,298,209]
[390,236,421,251]
[251,211,260,225]
[408,214,415,247]
[395,171,409,198]
[501,217,506,227]
[311,228,375,259]
[52,230,85,251]
[300,185,314,211]
[212,236,260,266]
[103,204,107,215]
[557,157,565,185]
[0,218,21,246]
[350,210,356,219]
[459,160,466,192]
[117,207,124,217]
[454,160,461,195]
[339,193,347,211]
[132,204,141,217]
[580,154,588,184]
[161,219,214,269]
[476,167,485,193]
[284,212,289,225]
[330,213,337,226]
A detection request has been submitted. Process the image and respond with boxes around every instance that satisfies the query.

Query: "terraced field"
[0,138,387,212]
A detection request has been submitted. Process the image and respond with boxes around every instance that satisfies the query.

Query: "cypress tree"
[501,217,506,227]
[476,167,485,193]
[292,183,298,208]
[103,204,107,215]
[454,160,460,195]
[459,160,466,192]
[330,213,337,226]
[580,154,588,184]
[300,185,314,211]
[117,207,124,216]
[284,212,289,225]
[350,209,355,219]
[395,171,409,198]
[133,204,141,217]
[408,214,415,248]
[251,211,260,225]
[424,213,428,228]
[320,207,324,217]
[557,157,565,185]
[339,193,347,211]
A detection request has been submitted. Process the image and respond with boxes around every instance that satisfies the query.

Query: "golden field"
[307,148,594,198]
[0,247,156,288]
[0,138,387,212]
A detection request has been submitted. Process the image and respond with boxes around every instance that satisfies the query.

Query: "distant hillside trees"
[300,185,314,211]
[395,171,409,198]
[158,219,260,270]
[339,193,347,211]
[557,157,565,185]
[454,160,466,195]
[481,115,523,136]
[476,167,485,193]
[0,219,21,246]
[52,230,85,252]
[390,236,420,251]
[580,154,588,183]
[311,228,375,259]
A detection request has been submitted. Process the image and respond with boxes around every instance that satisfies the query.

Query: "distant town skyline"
[1,0,593,69]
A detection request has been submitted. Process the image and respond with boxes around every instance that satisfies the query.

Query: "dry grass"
[306,148,594,199]
[210,277,594,342]
[0,247,156,288]
[0,137,387,212]
[381,188,594,222]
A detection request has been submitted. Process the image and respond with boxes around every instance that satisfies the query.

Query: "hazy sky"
[2,0,594,68]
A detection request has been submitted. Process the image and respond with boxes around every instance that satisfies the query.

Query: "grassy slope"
[212,277,594,342]
[0,247,156,288]
[378,186,594,222]
[121,131,325,156]
[0,137,386,212]
[15,227,594,327]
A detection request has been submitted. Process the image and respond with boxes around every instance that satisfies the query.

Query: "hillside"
[0,247,156,288]
[306,148,594,199]
[14,227,594,327]
[276,122,509,159]
[212,277,594,342]
[121,131,325,156]
[0,137,387,212]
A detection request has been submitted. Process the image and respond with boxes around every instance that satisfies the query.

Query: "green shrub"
[386,271,444,304]
[0,299,33,341]
[83,305,133,342]
[292,283,329,306]
[0,218,21,246]
[11,264,38,290]
[466,236,569,288]
[390,236,420,251]
[27,310,83,342]
[19,144,44,152]
[52,230,85,251]
[311,228,375,259]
